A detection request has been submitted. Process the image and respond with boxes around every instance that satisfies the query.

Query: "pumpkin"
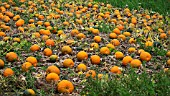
[130,59,142,68]
[77,63,87,72]
[22,62,33,72]
[49,55,58,62]
[90,55,100,65]
[57,80,74,93]
[43,48,53,56]
[128,47,136,53]
[6,52,18,62]
[140,52,152,61]
[110,66,121,74]
[46,65,60,75]
[100,47,110,55]
[3,68,14,77]
[90,43,99,49]
[61,46,72,54]
[30,44,40,52]
[16,19,24,27]
[122,56,133,66]
[26,56,37,67]
[23,89,35,96]
[86,70,96,78]
[46,73,60,82]
[115,51,124,59]
[63,59,74,68]
[45,39,55,46]
[94,36,101,43]
[76,51,88,61]
[0,59,5,68]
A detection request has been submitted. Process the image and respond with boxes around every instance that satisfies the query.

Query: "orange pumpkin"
[90,55,100,65]
[92,29,99,34]
[45,39,55,46]
[94,36,101,43]
[23,89,35,96]
[110,66,121,74]
[128,47,136,53]
[16,19,24,27]
[22,62,33,72]
[109,33,117,39]
[6,52,18,62]
[57,80,74,93]
[130,59,142,68]
[115,51,124,59]
[113,28,121,35]
[30,44,40,52]
[0,59,5,68]
[76,51,88,61]
[61,46,72,54]
[90,43,99,49]
[140,52,152,61]
[166,51,170,57]
[71,29,79,36]
[0,32,6,37]
[26,56,37,67]
[63,59,74,68]
[86,70,96,78]
[122,56,133,66]
[3,68,14,77]
[100,47,110,55]
[43,48,53,56]
[46,65,60,74]
[46,73,60,82]
[77,63,87,72]
[110,39,120,46]
[77,33,86,39]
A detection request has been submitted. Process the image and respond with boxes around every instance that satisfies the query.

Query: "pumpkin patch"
[0,0,169,95]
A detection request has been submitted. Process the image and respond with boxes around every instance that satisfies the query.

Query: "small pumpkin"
[30,44,40,52]
[0,59,5,68]
[45,39,55,46]
[86,70,96,78]
[166,51,170,57]
[22,62,33,72]
[90,43,99,49]
[97,74,104,79]
[140,52,152,61]
[76,51,88,61]
[128,47,136,53]
[26,56,37,67]
[57,80,74,93]
[77,63,87,72]
[61,46,72,54]
[115,51,124,59]
[3,68,14,77]
[110,66,121,74]
[94,36,101,43]
[23,89,35,96]
[63,59,74,68]
[90,55,100,65]
[100,47,110,55]
[167,59,170,66]
[6,52,18,62]
[46,65,60,75]
[49,55,58,62]
[130,59,142,68]
[15,19,24,27]
[43,48,53,56]
[122,56,133,66]
[46,73,60,82]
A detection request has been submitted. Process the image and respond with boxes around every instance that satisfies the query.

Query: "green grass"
[81,69,170,96]
[94,0,170,15]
